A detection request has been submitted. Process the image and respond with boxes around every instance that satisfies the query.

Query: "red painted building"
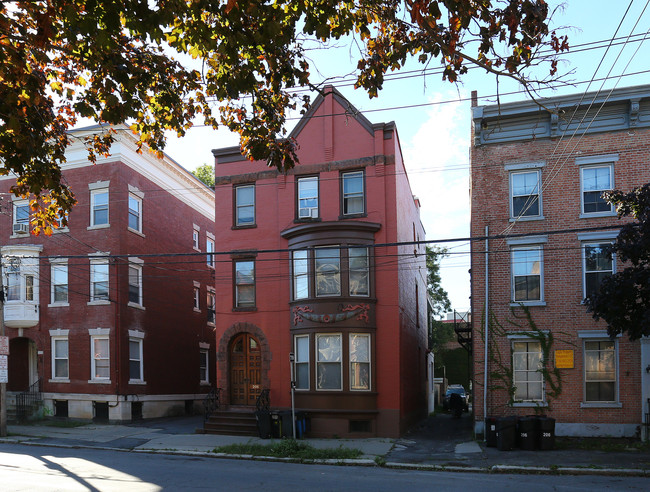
[1,127,216,421]
[470,85,650,438]
[211,86,427,437]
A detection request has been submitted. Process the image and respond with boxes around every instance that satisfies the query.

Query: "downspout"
[483,225,489,431]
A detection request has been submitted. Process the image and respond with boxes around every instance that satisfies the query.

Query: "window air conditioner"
[13,223,29,234]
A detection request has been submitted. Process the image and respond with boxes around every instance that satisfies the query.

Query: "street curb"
[2,438,648,476]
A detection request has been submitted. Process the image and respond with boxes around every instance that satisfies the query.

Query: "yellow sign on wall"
[555,350,574,369]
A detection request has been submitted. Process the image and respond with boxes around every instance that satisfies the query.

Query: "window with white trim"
[510,170,541,218]
[199,349,209,384]
[90,189,109,227]
[129,338,144,382]
[235,184,255,226]
[90,259,109,302]
[292,250,309,299]
[315,247,341,297]
[298,176,319,218]
[13,200,29,233]
[316,334,342,390]
[294,335,310,390]
[512,341,544,401]
[51,261,68,304]
[91,335,110,380]
[584,340,616,402]
[192,225,200,251]
[193,283,200,310]
[581,164,613,215]
[511,246,542,302]
[206,237,215,267]
[350,334,370,391]
[342,171,364,215]
[583,243,614,299]
[128,263,143,306]
[52,336,69,380]
[207,289,215,324]
[128,193,142,232]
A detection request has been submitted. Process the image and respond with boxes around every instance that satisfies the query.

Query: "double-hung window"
[583,243,614,299]
[512,341,544,401]
[577,155,617,216]
[90,258,109,302]
[128,261,143,306]
[90,184,110,228]
[207,289,216,324]
[51,260,68,304]
[193,282,200,311]
[342,171,364,216]
[315,247,341,296]
[349,247,369,296]
[13,200,29,234]
[200,348,209,384]
[297,176,319,219]
[584,339,617,403]
[292,250,309,299]
[510,170,541,218]
[316,334,342,390]
[50,331,69,380]
[511,247,542,302]
[235,184,255,226]
[206,235,215,268]
[192,226,200,251]
[128,193,142,233]
[294,335,310,390]
[90,331,110,381]
[350,334,371,391]
[128,335,144,382]
[234,260,255,308]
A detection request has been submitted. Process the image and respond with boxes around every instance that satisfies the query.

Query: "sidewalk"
[2,413,649,476]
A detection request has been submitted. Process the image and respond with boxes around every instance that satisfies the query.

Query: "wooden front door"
[229,333,262,405]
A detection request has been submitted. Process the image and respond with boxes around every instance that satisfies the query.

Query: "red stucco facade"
[212,87,427,437]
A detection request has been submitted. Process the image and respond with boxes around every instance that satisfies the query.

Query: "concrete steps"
[202,409,259,436]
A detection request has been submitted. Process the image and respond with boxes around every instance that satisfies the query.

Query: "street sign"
[0,336,8,356]
[0,355,8,383]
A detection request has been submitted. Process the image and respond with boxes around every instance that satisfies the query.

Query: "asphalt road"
[1,443,648,491]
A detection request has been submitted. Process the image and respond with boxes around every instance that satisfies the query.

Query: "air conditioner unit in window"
[13,223,29,234]
[310,208,318,218]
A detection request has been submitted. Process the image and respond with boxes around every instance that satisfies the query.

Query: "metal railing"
[16,379,42,422]
[203,387,221,422]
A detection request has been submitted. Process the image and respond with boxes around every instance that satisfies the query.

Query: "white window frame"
[510,170,542,219]
[350,333,371,391]
[12,199,30,234]
[207,288,216,325]
[192,225,200,251]
[582,242,615,300]
[298,176,319,219]
[4,255,40,304]
[577,155,617,218]
[89,256,110,304]
[234,260,255,308]
[89,328,110,382]
[128,259,143,308]
[294,334,310,390]
[50,259,69,306]
[292,250,309,300]
[511,339,544,403]
[206,234,215,268]
[511,246,543,304]
[235,184,255,226]
[128,192,143,234]
[316,333,342,391]
[50,330,70,382]
[199,344,209,385]
[89,182,110,229]
[507,236,547,307]
[193,281,200,311]
[342,171,364,216]
[580,331,619,407]
[504,161,544,222]
[128,331,145,384]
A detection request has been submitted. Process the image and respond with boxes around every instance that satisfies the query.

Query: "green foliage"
[426,246,452,318]
[213,440,363,460]
[585,184,650,340]
[1,1,567,232]
[192,164,215,187]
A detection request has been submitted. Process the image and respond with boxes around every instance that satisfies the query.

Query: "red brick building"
[211,86,427,437]
[2,126,216,421]
[470,85,650,438]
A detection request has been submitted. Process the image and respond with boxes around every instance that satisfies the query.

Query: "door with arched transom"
[229,333,262,405]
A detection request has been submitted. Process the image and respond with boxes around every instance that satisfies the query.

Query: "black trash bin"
[485,417,498,447]
[538,417,555,450]
[517,416,538,450]
[280,410,293,438]
[270,412,282,438]
[255,410,272,439]
[496,416,517,451]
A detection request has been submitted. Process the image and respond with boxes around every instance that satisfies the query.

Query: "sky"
[161,1,650,315]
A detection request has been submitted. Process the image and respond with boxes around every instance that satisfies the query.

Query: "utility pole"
[1,255,7,437]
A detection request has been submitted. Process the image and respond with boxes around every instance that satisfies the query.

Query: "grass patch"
[213,439,363,460]
[554,437,650,453]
